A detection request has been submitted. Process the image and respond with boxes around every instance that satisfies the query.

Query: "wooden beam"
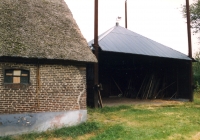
[186,0,193,101]
[93,0,99,108]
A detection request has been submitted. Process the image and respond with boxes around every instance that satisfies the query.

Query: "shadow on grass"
[0,137,13,140]
[159,104,180,108]
[0,121,100,140]
[90,124,124,140]
[91,105,132,113]
[53,121,100,138]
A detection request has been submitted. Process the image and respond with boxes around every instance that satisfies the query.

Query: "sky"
[65,0,199,56]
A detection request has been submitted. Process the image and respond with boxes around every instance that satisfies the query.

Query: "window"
[4,69,29,84]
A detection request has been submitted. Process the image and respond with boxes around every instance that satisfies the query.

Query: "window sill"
[4,83,30,89]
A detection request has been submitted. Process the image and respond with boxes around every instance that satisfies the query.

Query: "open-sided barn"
[0,0,97,136]
[87,24,193,107]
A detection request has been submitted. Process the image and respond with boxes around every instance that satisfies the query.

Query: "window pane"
[21,76,29,83]
[6,73,13,76]
[5,70,13,76]
[13,77,20,83]
[4,69,29,84]
[21,70,29,74]
[21,70,29,83]
[13,70,21,76]
[5,69,13,73]
[4,76,12,83]
[21,74,28,76]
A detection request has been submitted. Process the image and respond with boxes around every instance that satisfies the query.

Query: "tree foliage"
[183,0,200,33]
[193,51,200,89]
[183,1,200,90]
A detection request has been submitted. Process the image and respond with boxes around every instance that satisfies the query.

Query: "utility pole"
[186,0,192,58]
[93,0,99,107]
[125,0,127,28]
[186,0,193,101]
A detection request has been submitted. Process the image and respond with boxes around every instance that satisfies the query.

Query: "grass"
[0,122,100,140]
[1,92,200,140]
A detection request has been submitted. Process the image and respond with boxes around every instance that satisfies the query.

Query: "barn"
[87,24,193,107]
[0,0,97,136]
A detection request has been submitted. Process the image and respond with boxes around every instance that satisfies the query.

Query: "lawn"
[1,93,200,140]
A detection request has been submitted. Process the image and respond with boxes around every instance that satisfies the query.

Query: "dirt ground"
[102,97,189,107]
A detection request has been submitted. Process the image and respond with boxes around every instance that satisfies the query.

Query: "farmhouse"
[0,0,97,136]
[87,24,193,107]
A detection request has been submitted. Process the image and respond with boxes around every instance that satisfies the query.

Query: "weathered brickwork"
[0,62,87,114]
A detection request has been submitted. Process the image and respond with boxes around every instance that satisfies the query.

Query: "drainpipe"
[36,62,40,108]
[93,0,99,108]
[186,0,193,101]
[125,0,127,28]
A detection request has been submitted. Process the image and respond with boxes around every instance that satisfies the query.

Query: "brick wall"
[0,62,87,114]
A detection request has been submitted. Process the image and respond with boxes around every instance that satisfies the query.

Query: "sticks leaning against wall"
[136,73,177,99]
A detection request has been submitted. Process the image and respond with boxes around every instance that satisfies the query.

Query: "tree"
[183,1,200,91]
[183,0,200,33]
[193,51,200,91]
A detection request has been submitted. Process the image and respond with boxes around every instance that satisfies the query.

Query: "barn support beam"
[93,0,99,108]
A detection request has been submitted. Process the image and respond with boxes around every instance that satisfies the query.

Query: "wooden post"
[93,0,99,108]
[176,66,179,98]
[186,0,193,101]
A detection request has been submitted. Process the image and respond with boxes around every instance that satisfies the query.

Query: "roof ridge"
[98,26,115,41]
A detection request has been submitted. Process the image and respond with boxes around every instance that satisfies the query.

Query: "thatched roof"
[0,0,97,63]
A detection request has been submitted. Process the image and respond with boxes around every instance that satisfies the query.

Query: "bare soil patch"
[102,97,186,107]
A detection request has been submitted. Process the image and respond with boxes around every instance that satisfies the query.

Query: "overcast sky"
[65,0,199,55]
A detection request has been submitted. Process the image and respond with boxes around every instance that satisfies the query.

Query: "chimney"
[116,16,121,26]
[116,22,119,26]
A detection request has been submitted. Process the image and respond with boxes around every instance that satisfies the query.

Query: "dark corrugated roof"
[88,25,191,60]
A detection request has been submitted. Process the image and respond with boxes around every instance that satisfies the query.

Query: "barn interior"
[87,51,191,107]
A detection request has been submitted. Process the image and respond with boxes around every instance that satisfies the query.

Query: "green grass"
[88,105,200,140]
[0,122,100,140]
[1,93,200,140]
